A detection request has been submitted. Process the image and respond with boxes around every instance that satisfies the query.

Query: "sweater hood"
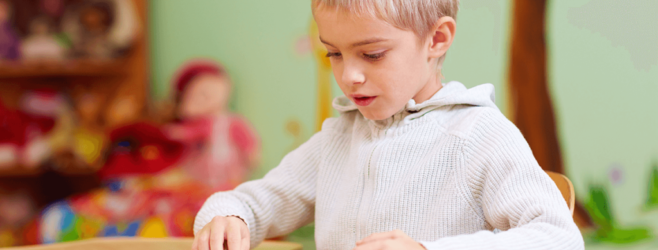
[332,81,497,120]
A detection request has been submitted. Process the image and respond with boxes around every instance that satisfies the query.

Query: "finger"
[356,231,397,245]
[226,221,241,250]
[209,225,226,250]
[197,229,211,250]
[241,236,250,250]
[241,224,250,250]
[192,226,210,250]
[191,235,198,250]
[353,239,386,250]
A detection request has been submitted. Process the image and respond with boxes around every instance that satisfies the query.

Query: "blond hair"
[312,0,459,69]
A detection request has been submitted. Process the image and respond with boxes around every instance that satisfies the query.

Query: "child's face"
[315,8,439,120]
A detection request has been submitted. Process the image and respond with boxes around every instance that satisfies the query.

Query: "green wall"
[548,0,658,248]
[150,1,318,179]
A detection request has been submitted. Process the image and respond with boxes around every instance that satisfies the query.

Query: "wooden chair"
[3,237,302,250]
[545,171,575,215]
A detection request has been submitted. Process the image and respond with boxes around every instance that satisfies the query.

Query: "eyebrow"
[319,37,388,48]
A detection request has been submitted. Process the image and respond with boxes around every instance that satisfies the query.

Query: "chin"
[358,107,395,121]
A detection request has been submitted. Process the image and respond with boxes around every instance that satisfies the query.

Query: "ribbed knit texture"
[194,82,584,250]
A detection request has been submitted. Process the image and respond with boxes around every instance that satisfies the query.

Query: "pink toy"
[166,59,260,190]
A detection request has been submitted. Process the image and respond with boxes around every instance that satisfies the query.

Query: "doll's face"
[179,74,230,119]
[75,92,103,125]
[30,19,50,36]
[81,6,109,33]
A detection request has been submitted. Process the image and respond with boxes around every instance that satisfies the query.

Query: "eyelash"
[325,52,342,58]
[325,52,387,61]
[363,52,386,61]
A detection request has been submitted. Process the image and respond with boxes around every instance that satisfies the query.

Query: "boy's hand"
[192,216,250,250]
[354,230,426,250]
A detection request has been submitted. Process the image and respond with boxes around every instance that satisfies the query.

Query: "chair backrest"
[3,238,303,250]
[545,171,575,215]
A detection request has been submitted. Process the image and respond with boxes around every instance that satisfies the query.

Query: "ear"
[427,16,456,59]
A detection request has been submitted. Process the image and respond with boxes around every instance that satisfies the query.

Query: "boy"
[193,0,584,249]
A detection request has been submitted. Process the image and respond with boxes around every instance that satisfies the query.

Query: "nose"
[341,61,365,86]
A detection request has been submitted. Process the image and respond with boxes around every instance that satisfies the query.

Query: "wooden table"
[4,237,303,250]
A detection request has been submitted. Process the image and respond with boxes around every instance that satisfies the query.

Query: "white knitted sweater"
[194,82,584,250]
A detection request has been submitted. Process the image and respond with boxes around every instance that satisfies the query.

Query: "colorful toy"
[100,122,183,179]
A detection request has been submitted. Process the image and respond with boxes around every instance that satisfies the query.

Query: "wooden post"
[508,0,592,227]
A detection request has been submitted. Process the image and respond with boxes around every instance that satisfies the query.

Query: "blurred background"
[0,0,656,249]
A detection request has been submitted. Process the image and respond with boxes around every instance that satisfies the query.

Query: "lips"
[351,95,377,106]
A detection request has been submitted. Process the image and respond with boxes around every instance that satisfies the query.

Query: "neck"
[412,71,443,103]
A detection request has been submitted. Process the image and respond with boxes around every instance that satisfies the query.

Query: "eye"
[325,52,342,58]
[363,52,386,61]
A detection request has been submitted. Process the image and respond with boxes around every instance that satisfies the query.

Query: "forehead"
[314,7,411,46]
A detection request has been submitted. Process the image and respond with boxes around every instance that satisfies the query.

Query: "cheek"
[331,64,347,88]
[389,53,427,90]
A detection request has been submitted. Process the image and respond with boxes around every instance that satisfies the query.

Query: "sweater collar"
[332,81,498,122]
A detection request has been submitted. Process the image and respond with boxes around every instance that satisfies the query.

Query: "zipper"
[355,123,393,240]
[354,114,397,240]
[355,140,380,241]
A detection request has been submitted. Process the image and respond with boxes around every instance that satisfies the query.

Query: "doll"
[0,0,19,60]
[104,86,141,129]
[0,100,19,169]
[61,0,138,59]
[20,16,66,60]
[60,0,114,58]
[0,91,60,170]
[0,189,35,231]
[166,59,260,190]
[48,85,107,172]
[17,89,63,169]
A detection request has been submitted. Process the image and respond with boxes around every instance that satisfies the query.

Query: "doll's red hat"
[172,59,228,95]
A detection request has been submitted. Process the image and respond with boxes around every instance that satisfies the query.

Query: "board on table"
[5,237,303,250]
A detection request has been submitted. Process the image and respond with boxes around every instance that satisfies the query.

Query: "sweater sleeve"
[193,131,323,247]
[419,108,584,250]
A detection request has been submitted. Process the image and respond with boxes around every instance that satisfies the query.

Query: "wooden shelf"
[0,166,44,177]
[0,165,99,177]
[0,59,129,79]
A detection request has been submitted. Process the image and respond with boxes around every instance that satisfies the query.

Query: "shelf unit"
[0,0,150,214]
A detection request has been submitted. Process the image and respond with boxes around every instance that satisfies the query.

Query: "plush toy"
[48,85,108,172]
[20,16,66,60]
[0,189,35,231]
[17,89,62,169]
[165,59,260,189]
[0,91,60,170]
[0,187,36,247]
[0,0,19,60]
[100,122,183,180]
[0,101,19,169]
[104,86,141,129]
[61,0,139,59]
